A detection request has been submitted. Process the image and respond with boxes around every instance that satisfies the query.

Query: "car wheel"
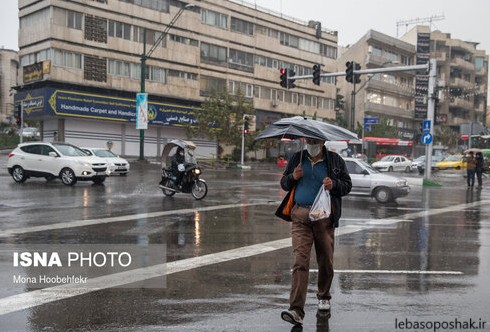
[374,187,393,203]
[92,176,106,184]
[12,166,27,183]
[60,168,77,186]
[388,166,393,172]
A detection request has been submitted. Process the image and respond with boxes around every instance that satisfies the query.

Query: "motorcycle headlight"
[194,168,201,175]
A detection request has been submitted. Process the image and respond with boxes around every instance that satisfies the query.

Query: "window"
[279,32,299,48]
[67,10,83,29]
[475,57,485,70]
[168,69,197,80]
[320,44,337,59]
[229,49,254,72]
[53,49,82,69]
[170,34,198,46]
[200,42,227,66]
[108,20,131,40]
[231,17,254,35]
[53,8,82,30]
[20,8,49,30]
[201,9,227,29]
[120,0,169,12]
[133,26,161,45]
[200,76,227,96]
[108,59,130,77]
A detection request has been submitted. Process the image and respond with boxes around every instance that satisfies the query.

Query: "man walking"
[277,138,351,326]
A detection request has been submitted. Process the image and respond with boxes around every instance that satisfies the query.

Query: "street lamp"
[138,3,195,160]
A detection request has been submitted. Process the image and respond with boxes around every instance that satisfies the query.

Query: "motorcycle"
[159,139,208,200]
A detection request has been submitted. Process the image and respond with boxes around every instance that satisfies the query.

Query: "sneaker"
[281,310,303,326]
[318,299,331,311]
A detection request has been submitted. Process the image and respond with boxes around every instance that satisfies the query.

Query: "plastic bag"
[309,187,331,222]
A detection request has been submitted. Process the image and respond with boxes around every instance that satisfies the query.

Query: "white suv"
[7,142,108,185]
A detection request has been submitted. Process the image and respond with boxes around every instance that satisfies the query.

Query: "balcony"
[451,57,474,71]
[449,98,474,111]
[363,102,414,120]
[449,77,475,89]
[365,79,414,98]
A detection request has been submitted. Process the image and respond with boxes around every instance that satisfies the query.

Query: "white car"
[344,157,410,203]
[7,142,108,185]
[81,147,130,176]
[21,127,40,140]
[372,155,412,172]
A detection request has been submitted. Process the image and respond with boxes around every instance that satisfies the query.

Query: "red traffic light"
[280,68,287,75]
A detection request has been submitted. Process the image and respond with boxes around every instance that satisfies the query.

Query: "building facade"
[401,26,489,138]
[0,49,18,124]
[15,0,339,157]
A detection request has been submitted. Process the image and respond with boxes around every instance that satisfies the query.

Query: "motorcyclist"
[171,147,186,188]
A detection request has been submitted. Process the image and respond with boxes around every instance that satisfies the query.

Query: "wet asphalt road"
[0,156,489,332]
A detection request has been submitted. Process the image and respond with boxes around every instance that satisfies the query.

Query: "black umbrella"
[255,116,358,141]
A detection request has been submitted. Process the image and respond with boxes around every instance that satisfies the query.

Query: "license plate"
[96,172,106,176]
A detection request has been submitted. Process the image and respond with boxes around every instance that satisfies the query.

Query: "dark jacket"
[171,149,185,175]
[279,147,352,227]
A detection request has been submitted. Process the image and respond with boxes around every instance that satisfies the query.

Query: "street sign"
[423,119,431,132]
[422,132,433,145]
[364,117,379,125]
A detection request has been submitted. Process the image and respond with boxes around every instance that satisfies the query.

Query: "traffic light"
[345,61,354,83]
[243,116,249,134]
[287,69,296,89]
[14,105,21,128]
[312,64,321,86]
[354,63,361,84]
[279,68,288,88]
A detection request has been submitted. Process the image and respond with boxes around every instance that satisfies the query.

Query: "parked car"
[417,155,445,175]
[20,127,40,140]
[344,157,410,203]
[435,154,466,170]
[371,155,412,172]
[81,147,130,176]
[7,142,108,185]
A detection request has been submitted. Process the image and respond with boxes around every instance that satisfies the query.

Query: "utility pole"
[138,4,195,160]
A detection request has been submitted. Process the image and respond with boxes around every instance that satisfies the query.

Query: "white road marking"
[0,202,277,237]
[0,199,486,315]
[310,269,463,275]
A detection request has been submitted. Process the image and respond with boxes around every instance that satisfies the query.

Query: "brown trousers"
[289,204,335,319]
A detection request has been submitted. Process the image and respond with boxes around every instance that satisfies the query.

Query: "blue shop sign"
[14,87,199,127]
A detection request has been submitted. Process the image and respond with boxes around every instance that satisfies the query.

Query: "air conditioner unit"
[271,99,278,107]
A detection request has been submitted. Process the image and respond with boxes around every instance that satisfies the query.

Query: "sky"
[1,0,489,54]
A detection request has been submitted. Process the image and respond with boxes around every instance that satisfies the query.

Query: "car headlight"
[396,180,407,187]
[77,161,91,167]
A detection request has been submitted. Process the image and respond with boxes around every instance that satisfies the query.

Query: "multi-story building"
[402,26,489,137]
[0,48,18,124]
[15,0,339,157]
[337,30,418,142]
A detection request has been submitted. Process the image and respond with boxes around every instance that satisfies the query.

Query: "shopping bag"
[308,187,331,222]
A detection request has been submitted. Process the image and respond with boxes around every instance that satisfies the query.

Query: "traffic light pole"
[424,59,437,180]
[20,102,24,144]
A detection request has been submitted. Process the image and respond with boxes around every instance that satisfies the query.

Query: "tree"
[186,89,254,159]
[435,124,458,151]
[364,117,399,138]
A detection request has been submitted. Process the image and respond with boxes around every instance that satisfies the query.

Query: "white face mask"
[306,143,322,157]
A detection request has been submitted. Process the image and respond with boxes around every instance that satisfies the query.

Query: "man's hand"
[292,166,303,180]
[323,177,333,190]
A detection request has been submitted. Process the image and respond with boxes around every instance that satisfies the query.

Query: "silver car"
[344,157,410,203]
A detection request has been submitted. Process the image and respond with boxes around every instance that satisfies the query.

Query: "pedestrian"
[276,138,352,327]
[475,151,484,189]
[466,152,476,188]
